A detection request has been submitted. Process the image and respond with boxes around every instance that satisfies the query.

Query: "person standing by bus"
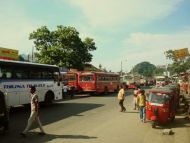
[117,84,126,112]
[62,83,69,99]
[69,86,75,99]
[137,90,146,123]
[0,91,9,134]
[21,86,45,137]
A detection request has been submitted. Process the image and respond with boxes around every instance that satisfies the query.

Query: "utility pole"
[121,61,123,76]
[32,46,34,62]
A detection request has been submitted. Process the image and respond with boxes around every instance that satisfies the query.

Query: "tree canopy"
[29,25,97,70]
[153,67,165,76]
[165,50,190,74]
[132,61,156,77]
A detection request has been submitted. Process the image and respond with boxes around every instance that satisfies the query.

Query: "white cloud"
[118,29,190,71]
[91,29,190,72]
[69,0,182,27]
[0,2,41,55]
[125,31,190,52]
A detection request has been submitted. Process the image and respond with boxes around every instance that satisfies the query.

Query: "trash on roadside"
[162,129,174,135]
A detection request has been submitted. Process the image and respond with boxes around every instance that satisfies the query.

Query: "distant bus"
[155,76,169,87]
[120,74,140,89]
[79,71,120,94]
[0,59,62,107]
[60,71,81,92]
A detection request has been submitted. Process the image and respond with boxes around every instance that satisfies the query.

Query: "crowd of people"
[117,84,146,123]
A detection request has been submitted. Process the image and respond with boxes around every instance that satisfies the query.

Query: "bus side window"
[30,71,42,79]
[2,73,7,78]
[14,70,28,79]
[48,72,53,79]
[6,72,12,78]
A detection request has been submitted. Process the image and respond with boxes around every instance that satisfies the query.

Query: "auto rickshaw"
[164,83,180,110]
[0,91,9,134]
[146,88,176,128]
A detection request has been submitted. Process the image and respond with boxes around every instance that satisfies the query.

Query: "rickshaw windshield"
[148,92,170,104]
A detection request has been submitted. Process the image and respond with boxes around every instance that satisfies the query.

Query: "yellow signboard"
[0,47,19,60]
[174,48,189,59]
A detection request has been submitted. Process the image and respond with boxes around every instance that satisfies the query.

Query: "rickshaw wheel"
[152,122,156,128]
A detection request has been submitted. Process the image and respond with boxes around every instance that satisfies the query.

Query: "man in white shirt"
[21,86,45,137]
[63,83,69,99]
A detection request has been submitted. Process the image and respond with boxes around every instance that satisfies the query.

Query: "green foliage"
[18,55,26,61]
[153,67,165,76]
[29,25,97,70]
[165,50,176,61]
[132,61,156,77]
[165,50,190,75]
[84,64,102,71]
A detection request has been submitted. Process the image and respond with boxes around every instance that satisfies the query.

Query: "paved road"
[1,90,190,143]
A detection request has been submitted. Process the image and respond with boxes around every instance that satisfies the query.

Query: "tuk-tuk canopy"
[148,87,174,104]
[149,87,173,95]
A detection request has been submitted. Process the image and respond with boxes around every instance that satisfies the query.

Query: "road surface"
[1,90,190,143]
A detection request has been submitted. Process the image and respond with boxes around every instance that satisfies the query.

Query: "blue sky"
[0,0,190,72]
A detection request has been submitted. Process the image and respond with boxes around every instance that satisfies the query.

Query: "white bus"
[0,59,62,107]
[155,76,168,87]
[120,74,141,85]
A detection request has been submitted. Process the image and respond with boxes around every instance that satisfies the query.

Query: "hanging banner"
[0,47,19,60]
[174,48,189,59]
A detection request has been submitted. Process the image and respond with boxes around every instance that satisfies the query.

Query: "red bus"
[78,71,120,94]
[60,72,81,92]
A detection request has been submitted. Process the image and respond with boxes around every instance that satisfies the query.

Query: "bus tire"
[152,122,156,128]
[44,91,54,106]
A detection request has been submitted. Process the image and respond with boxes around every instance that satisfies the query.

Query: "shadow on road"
[1,132,97,143]
[42,102,104,124]
[146,115,190,130]
[14,132,97,143]
[10,102,104,127]
[168,116,190,129]
[125,111,139,114]
[0,102,103,143]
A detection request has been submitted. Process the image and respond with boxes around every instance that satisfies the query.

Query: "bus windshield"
[68,75,76,81]
[80,75,93,81]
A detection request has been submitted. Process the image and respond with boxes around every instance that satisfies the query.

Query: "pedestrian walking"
[117,84,126,112]
[137,90,146,123]
[133,87,140,110]
[20,86,45,137]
